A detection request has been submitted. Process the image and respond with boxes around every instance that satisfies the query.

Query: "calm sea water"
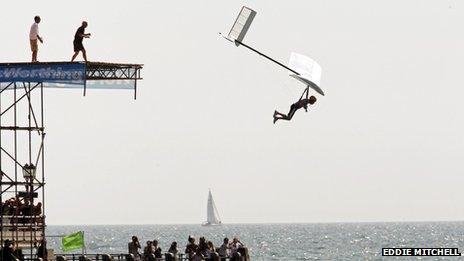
[46,222,464,260]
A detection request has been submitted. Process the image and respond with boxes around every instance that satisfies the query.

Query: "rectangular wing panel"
[228,6,257,46]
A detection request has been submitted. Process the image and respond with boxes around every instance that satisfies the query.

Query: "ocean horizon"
[46,221,464,260]
[47,220,464,226]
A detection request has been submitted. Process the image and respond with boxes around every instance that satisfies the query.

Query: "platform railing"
[1,215,45,230]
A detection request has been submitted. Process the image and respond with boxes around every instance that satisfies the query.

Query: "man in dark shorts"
[71,21,91,62]
[273,87,317,123]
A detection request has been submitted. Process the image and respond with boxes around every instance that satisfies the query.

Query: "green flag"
[62,231,85,252]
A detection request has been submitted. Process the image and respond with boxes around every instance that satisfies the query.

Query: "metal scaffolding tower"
[0,61,142,259]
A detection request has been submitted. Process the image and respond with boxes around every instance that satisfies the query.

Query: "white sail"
[205,190,221,225]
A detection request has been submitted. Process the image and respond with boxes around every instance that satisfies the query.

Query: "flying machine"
[221,6,325,121]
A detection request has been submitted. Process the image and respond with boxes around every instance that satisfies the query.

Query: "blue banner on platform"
[0,63,85,84]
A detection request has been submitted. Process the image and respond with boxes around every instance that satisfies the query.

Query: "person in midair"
[29,16,43,62]
[71,21,91,62]
[273,87,317,124]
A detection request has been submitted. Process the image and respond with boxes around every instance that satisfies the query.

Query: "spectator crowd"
[128,235,248,261]
[1,196,43,225]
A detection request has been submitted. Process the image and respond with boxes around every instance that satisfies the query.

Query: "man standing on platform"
[71,21,91,62]
[29,16,43,63]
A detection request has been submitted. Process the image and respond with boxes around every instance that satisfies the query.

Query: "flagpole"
[82,231,85,255]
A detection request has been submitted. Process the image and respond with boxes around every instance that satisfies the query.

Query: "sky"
[0,0,463,225]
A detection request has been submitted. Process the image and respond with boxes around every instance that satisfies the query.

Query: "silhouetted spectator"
[19,200,32,224]
[218,238,229,261]
[34,202,42,216]
[230,237,243,255]
[33,202,43,224]
[198,237,207,257]
[152,240,162,259]
[37,239,47,260]
[238,247,249,261]
[0,240,18,261]
[205,241,216,261]
[185,236,198,261]
[168,241,178,256]
[3,198,14,215]
[128,236,141,260]
[143,241,153,261]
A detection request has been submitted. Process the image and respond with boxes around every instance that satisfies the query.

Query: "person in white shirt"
[229,237,243,256]
[29,16,43,63]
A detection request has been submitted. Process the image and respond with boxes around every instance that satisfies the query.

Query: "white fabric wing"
[288,52,324,96]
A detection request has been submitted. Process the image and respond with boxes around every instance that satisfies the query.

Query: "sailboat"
[202,189,222,226]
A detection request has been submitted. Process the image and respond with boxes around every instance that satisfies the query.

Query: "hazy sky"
[1,0,463,225]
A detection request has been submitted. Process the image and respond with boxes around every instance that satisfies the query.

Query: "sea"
[46,222,464,260]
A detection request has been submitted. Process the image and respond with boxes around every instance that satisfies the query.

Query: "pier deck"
[0,61,143,98]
